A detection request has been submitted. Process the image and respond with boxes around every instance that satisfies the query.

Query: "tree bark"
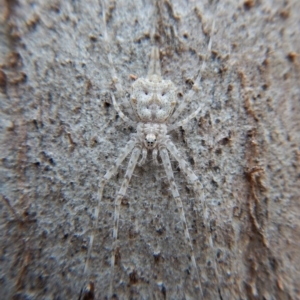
[0,0,299,299]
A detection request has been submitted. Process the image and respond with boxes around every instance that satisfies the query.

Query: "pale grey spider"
[80,4,217,299]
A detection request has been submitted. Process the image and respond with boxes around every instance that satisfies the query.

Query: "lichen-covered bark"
[0,0,299,299]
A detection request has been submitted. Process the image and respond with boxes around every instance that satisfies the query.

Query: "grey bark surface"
[0,0,299,299]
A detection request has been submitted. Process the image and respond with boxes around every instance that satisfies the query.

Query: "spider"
[80,3,217,299]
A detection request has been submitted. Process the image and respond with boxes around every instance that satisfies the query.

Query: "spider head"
[144,133,157,149]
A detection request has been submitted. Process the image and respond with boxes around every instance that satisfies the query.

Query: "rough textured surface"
[0,0,300,299]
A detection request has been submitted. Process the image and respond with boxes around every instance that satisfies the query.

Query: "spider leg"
[101,0,122,95]
[165,140,200,187]
[110,146,141,296]
[111,93,137,127]
[138,148,147,166]
[84,137,137,275]
[101,1,137,127]
[167,104,203,132]
[165,139,221,290]
[152,148,159,165]
[169,21,215,124]
[159,147,203,297]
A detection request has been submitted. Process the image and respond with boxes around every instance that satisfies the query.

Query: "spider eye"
[162,93,165,96]
[144,91,148,95]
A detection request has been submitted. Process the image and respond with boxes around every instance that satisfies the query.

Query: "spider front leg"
[138,148,147,166]
[84,137,137,275]
[159,147,203,297]
[152,148,159,165]
[110,146,141,296]
[165,140,203,194]
[165,139,222,290]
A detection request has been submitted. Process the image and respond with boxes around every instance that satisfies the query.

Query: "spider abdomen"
[131,77,177,123]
